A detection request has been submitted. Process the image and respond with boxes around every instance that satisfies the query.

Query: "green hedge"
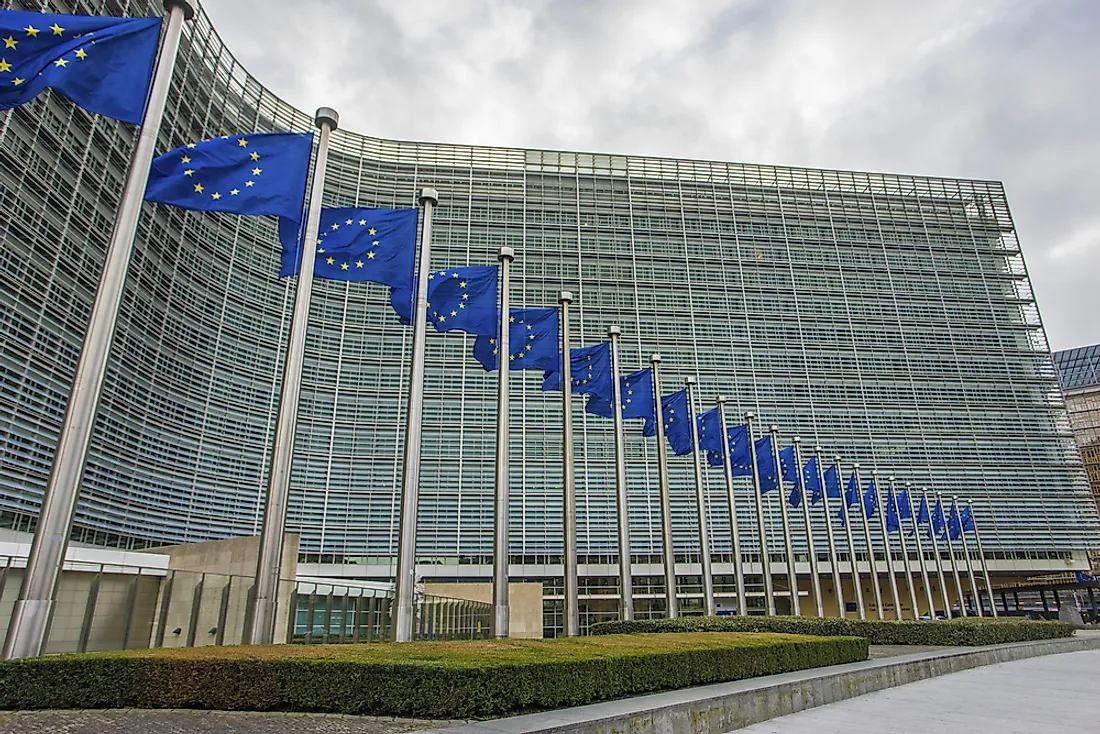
[0,632,866,718]
[592,615,1074,646]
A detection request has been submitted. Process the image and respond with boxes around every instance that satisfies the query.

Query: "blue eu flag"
[802,457,824,505]
[586,367,656,423]
[947,501,963,540]
[754,435,780,494]
[0,10,160,124]
[885,489,900,533]
[778,446,803,507]
[823,464,841,500]
[916,494,930,525]
[697,407,724,467]
[473,307,559,372]
[279,207,417,290]
[541,342,614,400]
[896,490,914,521]
[389,265,499,337]
[698,418,753,475]
[145,132,313,220]
[658,389,694,456]
[727,426,753,477]
[838,471,859,524]
[862,479,879,518]
[931,498,947,539]
[960,505,975,533]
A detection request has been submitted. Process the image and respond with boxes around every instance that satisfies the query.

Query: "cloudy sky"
[202,0,1100,351]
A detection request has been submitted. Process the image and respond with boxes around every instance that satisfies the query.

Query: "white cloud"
[202,0,1100,350]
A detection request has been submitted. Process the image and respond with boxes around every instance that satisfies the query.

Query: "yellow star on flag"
[49,23,65,36]
[23,26,39,38]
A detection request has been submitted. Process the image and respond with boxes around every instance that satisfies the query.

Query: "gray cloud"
[202,0,1100,350]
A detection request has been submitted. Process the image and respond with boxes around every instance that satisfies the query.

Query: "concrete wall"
[0,567,161,654]
[425,582,544,638]
[148,534,299,646]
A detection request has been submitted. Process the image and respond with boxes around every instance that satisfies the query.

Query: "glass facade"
[1053,345,1100,513]
[1,1,1099,579]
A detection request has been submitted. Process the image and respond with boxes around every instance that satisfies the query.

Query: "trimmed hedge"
[592,615,1074,646]
[0,632,866,718]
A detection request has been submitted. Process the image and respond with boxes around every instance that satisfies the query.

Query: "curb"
[425,633,1100,734]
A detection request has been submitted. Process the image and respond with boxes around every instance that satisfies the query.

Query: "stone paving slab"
[0,709,462,734]
[736,648,1100,733]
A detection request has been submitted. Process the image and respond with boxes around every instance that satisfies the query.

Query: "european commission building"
[2,1,1099,632]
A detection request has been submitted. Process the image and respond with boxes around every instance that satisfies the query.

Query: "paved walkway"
[738,649,1100,733]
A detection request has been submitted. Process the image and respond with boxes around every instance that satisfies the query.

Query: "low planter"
[0,632,867,719]
[592,615,1075,646]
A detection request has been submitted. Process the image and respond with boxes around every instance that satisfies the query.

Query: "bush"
[591,615,1074,646]
[0,632,866,718]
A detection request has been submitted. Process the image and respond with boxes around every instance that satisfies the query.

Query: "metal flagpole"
[872,471,902,620]
[924,488,951,618]
[816,449,845,618]
[966,499,998,618]
[686,377,716,616]
[853,464,884,620]
[393,187,440,642]
[2,0,198,661]
[249,107,339,645]
[769,427,800,616]
[835,457,865,620]
[793,439,823,616]
[746,413,775,615]
[938,491,967,617]
[888,477,919,620]
[718,397,747,616]
[905,483,935,619]
[559,292,579,636]
[607,326,633,621]
[491,247,515,638]
[954,494,983,618]
[652,356,677,618]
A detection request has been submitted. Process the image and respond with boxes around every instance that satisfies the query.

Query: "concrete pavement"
[737,649,1100,733]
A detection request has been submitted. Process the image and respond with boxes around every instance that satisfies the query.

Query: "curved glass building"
[2,1,1098,618]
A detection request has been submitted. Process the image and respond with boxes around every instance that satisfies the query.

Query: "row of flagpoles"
[0,3,999,657]
[541,317,999,632]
